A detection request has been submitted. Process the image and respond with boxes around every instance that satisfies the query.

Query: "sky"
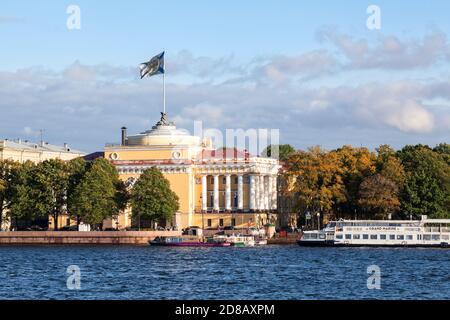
[0,0,449,153]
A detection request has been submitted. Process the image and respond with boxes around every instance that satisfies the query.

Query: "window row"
[336,234,449,241]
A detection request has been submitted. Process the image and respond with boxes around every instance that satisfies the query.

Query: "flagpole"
[163,71,166,114]
[163,52,166,115]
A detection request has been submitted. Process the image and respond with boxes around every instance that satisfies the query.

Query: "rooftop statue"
[155,112,174,127]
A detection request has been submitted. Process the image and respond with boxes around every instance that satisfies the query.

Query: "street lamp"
[316,212,321,231]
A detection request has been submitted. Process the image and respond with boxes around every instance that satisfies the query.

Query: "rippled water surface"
[0,245,449,299]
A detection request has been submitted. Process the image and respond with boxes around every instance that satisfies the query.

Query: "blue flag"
[139,51,165,79]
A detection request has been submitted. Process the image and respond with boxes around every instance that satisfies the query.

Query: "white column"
[268,175,272,210]
[271,175,277,210]
[238,175,244,210]
[213,175,219,212]
[249,175,256,211]
[201,175,207,211]
[259,175,265,211]
[225,174,231,211]
[264,175,269,210]
[255,175,260,211]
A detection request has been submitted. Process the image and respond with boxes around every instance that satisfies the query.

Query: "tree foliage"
[283,143,449,224]
[358,174,400,218]
[130,167,179,226]
[262,144,295,162]
[70,158,126,227]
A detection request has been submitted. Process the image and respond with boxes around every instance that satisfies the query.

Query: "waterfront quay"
[0,231,181,245]
[0,229,298,245]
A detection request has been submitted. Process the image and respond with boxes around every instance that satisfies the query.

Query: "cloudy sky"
[0,0,449,153]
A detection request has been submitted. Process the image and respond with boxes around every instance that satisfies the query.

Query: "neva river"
[0,245,449,300]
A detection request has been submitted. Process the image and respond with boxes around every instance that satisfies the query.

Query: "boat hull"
[149,241,231,247]
[297,240,450,248]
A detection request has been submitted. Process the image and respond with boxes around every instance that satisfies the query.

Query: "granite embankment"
[0,231,181,245]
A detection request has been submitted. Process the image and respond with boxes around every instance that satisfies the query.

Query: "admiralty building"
[103,113,280,230]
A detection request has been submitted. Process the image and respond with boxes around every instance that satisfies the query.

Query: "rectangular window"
[363,234,369,240]
[336,234,343,239]
[424,235,431,241]
[406,235,413,240]
[345,234,352,240]
[432,235,440,241]
[231,218,236,227]
[353,234,360,240]
[219,219,224,227]
[207,219,212,227]
[390,235,395,240]
[370,234,378,240]
[397,235,405,240]
[380,234,387,240]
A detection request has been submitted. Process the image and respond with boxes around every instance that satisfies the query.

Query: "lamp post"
[316,212,320,231]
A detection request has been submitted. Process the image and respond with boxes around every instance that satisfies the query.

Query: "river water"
[0,245,449,300]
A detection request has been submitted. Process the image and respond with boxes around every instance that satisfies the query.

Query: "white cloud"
[319,29,450,70]
[1,33,449,152]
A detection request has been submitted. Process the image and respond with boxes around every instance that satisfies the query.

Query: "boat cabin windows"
[423,234,440,241]
[370,234,378,240]
[363,234,369,240]
[406,235,413,240]
[353,234,360,240]
[380,235,387,240]
[389,235,395,240]
[397,235,404,240]
[345,234,352,240]
[336,234,343,240]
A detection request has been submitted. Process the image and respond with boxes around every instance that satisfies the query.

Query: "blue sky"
[0,1,449,152]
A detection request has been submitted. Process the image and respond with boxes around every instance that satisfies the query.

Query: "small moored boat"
[224,234,256,247]
[149,236,231,247]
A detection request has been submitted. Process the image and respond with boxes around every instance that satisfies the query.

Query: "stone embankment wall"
[0,231,181,245]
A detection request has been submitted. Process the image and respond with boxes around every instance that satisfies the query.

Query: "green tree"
[66,157,87,226]
[32,159,70,230]
[398,145,450,218]
[70,158,125,227]
[434,143,450,165]
[0,160,22,229]
[130,167,179,229]
[261,144,295,162]
[8,161,36,229]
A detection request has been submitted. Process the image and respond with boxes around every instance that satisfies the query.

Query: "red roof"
[197,148,252,161]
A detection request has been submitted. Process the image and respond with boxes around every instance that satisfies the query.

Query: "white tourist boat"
[298,216,450,248]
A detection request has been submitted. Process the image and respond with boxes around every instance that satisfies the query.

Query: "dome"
[126,112,202,147]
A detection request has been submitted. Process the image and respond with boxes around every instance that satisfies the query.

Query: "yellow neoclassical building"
[0,139,84,163]
[104,113,280,230]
